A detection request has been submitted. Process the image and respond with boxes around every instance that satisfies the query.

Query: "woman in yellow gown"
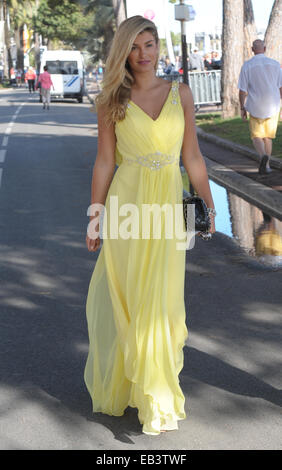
[84,16,216,435]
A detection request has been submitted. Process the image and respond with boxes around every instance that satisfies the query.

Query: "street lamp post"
[181,20,189,85]
[175,1,196,195]
[175,1,196,86]
[174,0,190,86]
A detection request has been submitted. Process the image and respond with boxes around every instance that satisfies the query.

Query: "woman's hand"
[86,218,101,251]
[86,233,101,252]
[196,213,216,240]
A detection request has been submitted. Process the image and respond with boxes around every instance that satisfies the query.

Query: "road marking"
[0,102,26,193]
[2,136,8,147]
[2,104,23,140]
[0,149,7,163]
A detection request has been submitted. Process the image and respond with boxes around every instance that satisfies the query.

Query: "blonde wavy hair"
[96,15,159,125]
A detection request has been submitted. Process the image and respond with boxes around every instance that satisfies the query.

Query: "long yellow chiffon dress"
[84,80,188,435]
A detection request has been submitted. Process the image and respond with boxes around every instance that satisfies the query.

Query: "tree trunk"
[34,0,41,72]
[3,0,12,78]
[15,26,24,71]
[112,0,126,27]
[102,23,115,60]
[264,0,282,63]
[243,0,257,61]
[34,31,41,74]
[1,0,9,78]
[221,0,244,119]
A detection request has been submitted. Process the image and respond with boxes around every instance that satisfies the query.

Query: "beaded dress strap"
[171,80,179,105]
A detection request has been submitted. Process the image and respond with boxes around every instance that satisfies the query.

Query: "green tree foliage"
[171,31,181,48]
[33,0,89,48]
[84,0,115,63]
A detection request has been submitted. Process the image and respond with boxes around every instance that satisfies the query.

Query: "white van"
[39,50,86,102]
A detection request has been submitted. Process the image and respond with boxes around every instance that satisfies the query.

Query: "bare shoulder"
[156,77,172,92]
[157,77,171,86]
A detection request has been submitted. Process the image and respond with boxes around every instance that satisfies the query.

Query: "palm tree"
[112,0,126,26]
[1,0,13,78]
[221,0,258,118]
[243,0,257,61]
[221,0,244,118]
[85,0,115,62]
[9,0,35,72]
[1,0,35,78]
[264,0,282,62]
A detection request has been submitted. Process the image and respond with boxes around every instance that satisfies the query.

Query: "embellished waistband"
[122,152,179,171]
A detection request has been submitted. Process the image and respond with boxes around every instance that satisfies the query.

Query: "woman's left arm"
[179,83,216,233]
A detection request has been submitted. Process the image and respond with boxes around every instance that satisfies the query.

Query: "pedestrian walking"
[84,15,216,436]
[238,39,282,175]
[25,67,36,93]
[16,68,23,87]
[10,67,16,86]
[36,65,54,110]
[188,47,204,71]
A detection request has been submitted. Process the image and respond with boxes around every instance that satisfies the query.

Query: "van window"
[45,61,78,75]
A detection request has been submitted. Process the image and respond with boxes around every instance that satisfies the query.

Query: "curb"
[196,126,282,170]
[202,156,282,220]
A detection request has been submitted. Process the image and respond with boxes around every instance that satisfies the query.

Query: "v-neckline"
[129,83,173,122]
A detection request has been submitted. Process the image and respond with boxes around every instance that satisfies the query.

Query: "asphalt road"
[0,87,281,451]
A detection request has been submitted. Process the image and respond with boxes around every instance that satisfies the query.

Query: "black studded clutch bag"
[183,195,211,240]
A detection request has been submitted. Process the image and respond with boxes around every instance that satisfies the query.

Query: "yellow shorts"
[256,230,282,256]
[249,112,280,139]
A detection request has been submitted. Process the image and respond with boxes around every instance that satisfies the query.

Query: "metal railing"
[159,70,222,106]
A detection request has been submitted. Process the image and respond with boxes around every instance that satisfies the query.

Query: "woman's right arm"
[86,105,116,252]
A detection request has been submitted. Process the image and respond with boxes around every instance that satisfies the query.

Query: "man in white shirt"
[238,39,282,174]
[189,47,204,71]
